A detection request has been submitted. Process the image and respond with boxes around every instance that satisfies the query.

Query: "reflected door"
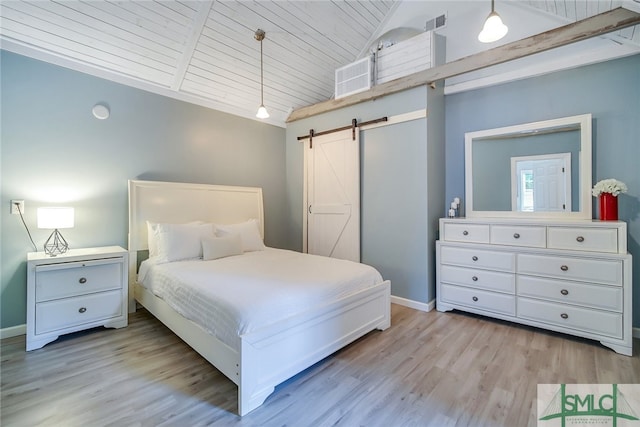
[511,153,572,212]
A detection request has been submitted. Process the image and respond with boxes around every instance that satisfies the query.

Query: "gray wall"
[285,86,445,304]
[446,54,640,327]
[0,51,287,329]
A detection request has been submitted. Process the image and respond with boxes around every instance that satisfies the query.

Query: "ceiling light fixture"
[478,0,508,43]
[255,29,269,119]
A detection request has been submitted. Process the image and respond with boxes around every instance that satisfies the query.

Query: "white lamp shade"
[37,207,75,229]
[478,12,508,43]
[256,105,270,119]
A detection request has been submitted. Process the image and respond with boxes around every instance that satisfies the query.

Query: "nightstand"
[26,246,128,351]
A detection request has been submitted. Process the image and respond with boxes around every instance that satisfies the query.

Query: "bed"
[128,179,391,416]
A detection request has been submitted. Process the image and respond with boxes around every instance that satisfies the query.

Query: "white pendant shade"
[478,11,508,43]
[256,105,269,119]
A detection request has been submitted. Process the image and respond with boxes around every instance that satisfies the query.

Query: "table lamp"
[37,207,74,256]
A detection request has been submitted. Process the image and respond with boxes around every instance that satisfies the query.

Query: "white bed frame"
[128,180,391,415]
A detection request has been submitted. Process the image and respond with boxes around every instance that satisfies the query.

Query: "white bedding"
[138,248,384,350]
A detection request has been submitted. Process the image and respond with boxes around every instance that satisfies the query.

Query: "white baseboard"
[1,324,26,339]
[634,327,640,340]
[390,295,434,312]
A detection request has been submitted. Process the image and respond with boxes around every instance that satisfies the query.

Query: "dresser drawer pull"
[79,277,87,284]
[513,233,520,239]
[472,296,478,302]
[78,307,87,314]
[576,236,585,242]
[560,289,569,296]
[560,265,569,271]
[560,313,568,319]
[472,256,478,261]
[472,276,478,281]
[462,230,469,236]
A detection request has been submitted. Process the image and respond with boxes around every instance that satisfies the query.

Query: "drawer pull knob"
[472,276,478,281]
[472,296,478,302]
[576,236,585,242]
[560,289,569,296]
[462,230,469,236]
[79,277,87,284]
[78,307,87,314]
[560,265,569,271]
[513,233,520,239]
[560,313,568,319]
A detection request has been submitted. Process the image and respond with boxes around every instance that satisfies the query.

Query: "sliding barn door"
[305,129,360,262]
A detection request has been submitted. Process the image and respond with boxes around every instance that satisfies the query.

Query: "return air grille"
[335,57,372,99]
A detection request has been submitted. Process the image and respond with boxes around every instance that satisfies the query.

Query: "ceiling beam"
[287,7,640,123]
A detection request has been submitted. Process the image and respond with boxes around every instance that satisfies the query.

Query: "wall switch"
[11,200,24,215]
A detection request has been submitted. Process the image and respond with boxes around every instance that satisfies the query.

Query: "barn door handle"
[308,205,312,214]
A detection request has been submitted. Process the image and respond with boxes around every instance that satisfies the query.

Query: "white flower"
[592,179,628,197]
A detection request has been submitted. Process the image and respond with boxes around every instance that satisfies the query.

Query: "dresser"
[436,218,633,356]
[26,246,128,351]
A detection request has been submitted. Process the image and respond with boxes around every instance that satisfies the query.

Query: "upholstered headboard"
[127,179,264,310]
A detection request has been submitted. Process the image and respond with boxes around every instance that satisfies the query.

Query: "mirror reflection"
[465,114,592,219]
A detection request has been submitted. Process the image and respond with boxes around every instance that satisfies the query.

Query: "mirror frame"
[465,113,592,220]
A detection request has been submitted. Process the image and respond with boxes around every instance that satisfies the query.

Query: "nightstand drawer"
[517,276,622,312]
[517,253,622,285]
[517,297,622,339]
[440,246,515,272]
[547,227,618,253]
[35,290,123,334]
[35,258,123,302]
[440,284,515,316]
[441,265,515,293]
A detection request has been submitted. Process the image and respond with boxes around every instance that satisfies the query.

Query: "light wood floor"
[2,304,639,426]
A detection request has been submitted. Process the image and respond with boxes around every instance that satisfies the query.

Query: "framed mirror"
[465,114,592,219]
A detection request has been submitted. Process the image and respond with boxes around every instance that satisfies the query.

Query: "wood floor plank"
[2,304,638,426]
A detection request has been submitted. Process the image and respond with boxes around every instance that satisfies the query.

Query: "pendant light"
[255,29,269,119]
[478,0,508,43]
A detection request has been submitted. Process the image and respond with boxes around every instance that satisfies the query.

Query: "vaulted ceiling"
[1,1,639,127]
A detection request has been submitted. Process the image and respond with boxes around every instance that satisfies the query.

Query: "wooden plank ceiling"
[0,1,638,127]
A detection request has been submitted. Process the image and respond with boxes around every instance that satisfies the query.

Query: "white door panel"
[306,129,360,262]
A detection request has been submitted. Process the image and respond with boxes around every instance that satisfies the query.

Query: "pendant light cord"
[260,38,264,105]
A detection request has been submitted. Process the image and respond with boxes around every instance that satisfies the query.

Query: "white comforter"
[138,248,384,350]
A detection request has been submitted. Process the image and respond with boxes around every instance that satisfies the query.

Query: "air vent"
[335,57,372,99]
[425,13,447,32]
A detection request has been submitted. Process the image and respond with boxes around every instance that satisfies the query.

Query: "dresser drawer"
[517,276,622,312]
[517,297,622,339]
[547,227,618,253]
[443,223,490,243]
[35,258,123,302]
[440,246,515,272]
[441,265,515,293]
[517,254,622,286]
[35,290,123,334]
[491,225,546,248]
[440,284,515,316]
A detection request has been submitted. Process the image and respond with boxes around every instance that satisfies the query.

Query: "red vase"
[599,193,618,221]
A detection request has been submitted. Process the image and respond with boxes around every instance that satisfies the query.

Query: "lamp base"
[44,229,69,256]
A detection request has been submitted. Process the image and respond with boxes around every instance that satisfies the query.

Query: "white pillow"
[202,234,243,261]
[147,220,203,257]
[154,222,216,263]
[215,219,265,252]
